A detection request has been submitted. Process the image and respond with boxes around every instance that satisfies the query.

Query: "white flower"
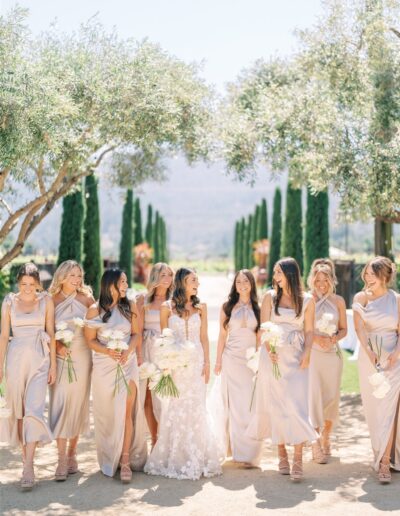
[0,407,11,418]
[118,341,129,351]
[316,313,337,337]
[373,380,391,399]
[246,347,260,374]
[100,329,113,339]
[126,288,136,301]
[139,362,158,380]
[107,340,119,350]
[148,370,162,390]
[111,330,125,340]
[260,322,284,346]
[246,346,257,361]
[0,396,6,409]
[73,317,85,328]
[369,371,386,387]
[56,321,68,331]
[61,330,74,343]
[162,328,174,338]
[55,330,66,341]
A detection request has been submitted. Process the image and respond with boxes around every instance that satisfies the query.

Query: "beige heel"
[67,451,78,475]
[378,456,391,484]
[120,453,132,483]
[21,463,35,491]
[278,453,290,475]
[55,456,69,482]
[312,441,328,464]
[290,460,303,482]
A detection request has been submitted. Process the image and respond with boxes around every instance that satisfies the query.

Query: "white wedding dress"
[144,312,223,480]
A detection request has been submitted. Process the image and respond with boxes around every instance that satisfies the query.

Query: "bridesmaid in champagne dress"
[308,259,347,462]
[213,269,262,466]
[49,260,95,481]
[353,256,400,484]
[84,269,147,483]
[0,263,56,491]
[247,257,317,482]
[144,268,222,480]
[137,262,174,446]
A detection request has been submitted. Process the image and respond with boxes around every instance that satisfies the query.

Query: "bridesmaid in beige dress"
[353,256,400,484]
[247,257,317,482]
[84,269,147,483]
[137,262,173,446]
[308,259,347,462]
[214,269,262,466]
[49,260,95,481]
[0,263,56,491]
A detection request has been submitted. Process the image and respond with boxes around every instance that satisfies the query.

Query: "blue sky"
[1,0,323,91]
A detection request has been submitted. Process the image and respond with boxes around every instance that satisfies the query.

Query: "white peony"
[73,317,85,328]
[107,340,119,350]
[61,330,74,343]
[148,370,162,390]
[55,330,66,341]
[56,321,68,331]
[246,347,261,374]
[316,313,337,337]
[118,341,129,351]
[0,396,6,409]
[162,328,174,338]
[139,362,158,380]
[260,322,284,345]
[126,288,136,301]
[111,330,125,341]
[100,329,113,339]
[368,371,386,387]
[373,380,391,399]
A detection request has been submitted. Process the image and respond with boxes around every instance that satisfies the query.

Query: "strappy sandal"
[312,441,328,464]
[378,456,391,484]
[21,463,35,491]
[290,459,303,482]
[55,455,69,481]
[67,450,79,475]
[120,453,132,483]
[278,453,290,475]
[322,429,332,456]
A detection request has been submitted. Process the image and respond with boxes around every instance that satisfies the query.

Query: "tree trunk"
[374,218,394,260]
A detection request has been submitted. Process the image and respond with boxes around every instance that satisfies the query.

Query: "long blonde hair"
[49,260,93,297]
[307,263,337,295]
[146,262,174,305]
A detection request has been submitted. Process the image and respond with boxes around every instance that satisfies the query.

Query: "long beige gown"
[219,303,262,464]
[309,295,343,429]
[0,293,52,447]
[88,306,147,476]
[49,293,92,439]
[139,308,162,422]
[353,289,400,471]
[247,291,317,445]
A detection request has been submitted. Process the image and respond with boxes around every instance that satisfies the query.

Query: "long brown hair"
[223,269,260,330]
[361,256,396,288]
[273,257,304,317]
[99,269,132,323]
[172,268,200,317]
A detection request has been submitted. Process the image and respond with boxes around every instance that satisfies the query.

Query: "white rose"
[373,380,391,399]
[245,346,257,361]
[56,321,68,331]
[73,317,85,328]
[55,330,65,341]
[368,372,386,387]
[118,341,129,351]
[322,313,334,322]
[0,397,7,409]
[107,340,118,350]
[126,288,136,301]
[139,362,158,379]
[62,330,74,343]
[100,329,113,339]
[112,330,125,340]
[162,328,174,338]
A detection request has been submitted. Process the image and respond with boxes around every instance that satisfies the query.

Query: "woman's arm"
[199,303,210,384]
[353,292,378,367]
[84,306,120,361]
[330,296,348,348]
[45,297,57,385]
[160,303,171,331]
[300,297,315,369]
[214,307,228,375]
[387,294,400,369]
[0,299,11,384]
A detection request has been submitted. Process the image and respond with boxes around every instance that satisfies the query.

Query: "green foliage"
[234,221,240,271]
[258,198,268,239]
[83,175,102,298]
[57,185,84,265]
[268,188,282,282]
[119,189,133,286]
[134,198,143,246]
[304,188,330,277]
[145,204,153,245]
[153,211,161,263]
[242,220,249,269]
[247,214,254,268]
[282,183,303,273]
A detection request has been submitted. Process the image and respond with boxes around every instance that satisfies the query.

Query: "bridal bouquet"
[368,336,390,399]
[316,313,341,357]
[0,381,10,419]
[261,321,284,379]
[100,329,131,396]
[246,347,260,410]
[55,322,77,383]
[140,328,194,398]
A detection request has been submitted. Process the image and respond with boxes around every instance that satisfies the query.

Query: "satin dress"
[247,291,318,445]
[49,293,92,439]
[144,312,222,480]
[353,289,400,471]
[309,295,343,429]
[0,293,52,447]
[88,306,147,476]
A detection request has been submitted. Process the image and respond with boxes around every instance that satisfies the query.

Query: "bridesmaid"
[308,259,347,461]
[137,262,174,446]
[0,263,56,490]
[353,256,400,483]
[48,260,95,481]
[84,269,147,482]
[214,269,263,467]
[247,257,317,482]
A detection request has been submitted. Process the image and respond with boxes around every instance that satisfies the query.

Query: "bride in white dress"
[144,268,222,480]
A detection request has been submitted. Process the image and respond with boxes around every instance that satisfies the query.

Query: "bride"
[144,267,222,480]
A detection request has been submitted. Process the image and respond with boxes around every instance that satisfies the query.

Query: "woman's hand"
[48,366,57,385]
[119,349,131,365]
[269,351,279,364]
[56,341,69,358]
[366,347,379,368]
[136,353,143,367]
[316,335,331,350]
[202,363,210,384]
[214,362,222,375]
[107,348,122,362]
[386,350,399,370]
[300,349,311,369]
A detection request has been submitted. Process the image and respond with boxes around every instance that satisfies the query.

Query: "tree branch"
[0,197,13,216]
[35,159,46,195]
[0,168,11,192]
[390,27,400,39]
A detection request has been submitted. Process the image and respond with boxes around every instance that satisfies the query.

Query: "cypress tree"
[238,218,245,270]
[282,183,303,273]
[83,175,102,297]
[254,205,261,242]
[58,184,84,265]
[134,198,143,246]
[119,189,133,286]
[152,211,161,263]
[145,204,153,245]
[258,198,268,239]
[234,221,240,271]
[242,219,249,269]
[304,188,330,278]
[248,214,254,268]
[268,188,282,282]
[161,217,168,262]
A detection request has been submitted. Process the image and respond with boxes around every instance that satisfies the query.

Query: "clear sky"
[1,0,323,91]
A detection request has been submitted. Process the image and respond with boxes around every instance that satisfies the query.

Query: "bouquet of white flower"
[316,313,341,357]
[100,329,131,396]
[246,347,260,410]
[260,321,284,379]
[73,317,85,328]
[55,322,77,383]
[0,381,11,419]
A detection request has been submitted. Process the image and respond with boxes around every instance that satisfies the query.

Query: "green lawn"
[340,350,360,394]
